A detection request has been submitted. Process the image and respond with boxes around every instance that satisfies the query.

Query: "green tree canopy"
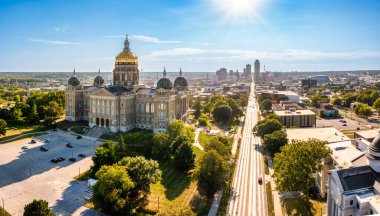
[263,130,288,156]
[151,133,170,159]
[273,139,331,195]
[253,118,283,138]
[259,99,272,112]
[93,165,135,215]
[330,98,342,106]
[174,143,195,171]
[213,105,233,122]
[0,119,7,137]
[118,156,162,207]
[23,199,54,216]
[194,150,230,198]
[91,141,118,176]
[204,136,231,161]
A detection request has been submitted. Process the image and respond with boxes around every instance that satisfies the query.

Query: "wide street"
[0,130,101,216]
[227,81,266,216]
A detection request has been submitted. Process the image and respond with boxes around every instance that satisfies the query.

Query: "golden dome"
[115,35,138,64]
[115,50,138,64]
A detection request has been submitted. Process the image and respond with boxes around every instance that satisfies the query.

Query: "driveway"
[0,131,101,216]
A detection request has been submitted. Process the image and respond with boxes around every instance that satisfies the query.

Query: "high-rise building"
[216,68,228,81]
[254,59,260,81]
[246,64,252,76]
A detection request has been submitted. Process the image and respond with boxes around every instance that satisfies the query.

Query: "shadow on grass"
[190,194,212,216]
[282,196,324,216]
[159,160,191,201]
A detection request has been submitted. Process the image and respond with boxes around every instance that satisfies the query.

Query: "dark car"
[30,139,37,144]
[342,124,347,126]
[78,153,85,157]
[69,158,77,162]
[66,143,73,148]
[58,157,65,161]
[51,158,59,163]
[40,146,48,151]
[258,177,263,185]
[76,135,82,139]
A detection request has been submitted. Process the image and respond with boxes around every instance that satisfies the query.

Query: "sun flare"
[209,0,264,23]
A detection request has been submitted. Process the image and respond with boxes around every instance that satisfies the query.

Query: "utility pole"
[2,198,4,214]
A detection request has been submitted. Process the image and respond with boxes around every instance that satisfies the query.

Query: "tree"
[42,116,55,129]
[273,139,331,196]
[374,98,380,111]
[259,99,272,113]
[253,118,283,138]
[174,143,195,171]
[118,156,161,207]
[171,135,192,155]
[354,103,373,118]
[194,98,202,119]
[151,133,170,159]
[0,119,7,137]
[167,120,185,142]
[204,136,231,161]
[198,114,209,126]
[29,103,39,124]
[91,141,118,176]
[227,98,243,119]
[117,133,127,159]
[330,98,342,106]
[10,107,24,124]
[263,130,288,156]
[213,105,232,122]
[43,101,64,119]
[194,150,229,198]
[23,199,54,216]
[93,165,135,215]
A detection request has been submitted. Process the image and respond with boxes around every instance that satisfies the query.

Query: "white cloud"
[104,34,211,45]
[143,48,380,61]
[53,25,71,32]
[25,37,81,45]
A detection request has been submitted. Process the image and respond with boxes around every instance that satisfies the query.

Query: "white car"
[21,146,28,150]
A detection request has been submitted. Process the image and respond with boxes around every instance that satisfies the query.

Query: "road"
[227,81,267,216]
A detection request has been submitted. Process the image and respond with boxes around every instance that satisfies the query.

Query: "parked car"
[51,157,65,163]
[342,124,347,126]
[45,139,50,143]
[21,146,28,150]
[40,146,48,151]
[69,158,76,162]
[66,143,73,148]
[78,153,85,157]
[30,139,37,144]
[76,135,82,139]
[58,157,65,161]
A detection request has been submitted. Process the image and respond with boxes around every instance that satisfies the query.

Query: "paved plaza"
[0,130,102,216]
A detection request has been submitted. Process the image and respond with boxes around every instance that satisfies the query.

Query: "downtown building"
[65,36,189,134]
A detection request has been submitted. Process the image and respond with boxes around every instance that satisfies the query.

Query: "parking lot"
[0,130,101,216]
[316,117,368,131]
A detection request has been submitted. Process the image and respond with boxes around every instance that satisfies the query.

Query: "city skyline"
[1,0,380,72]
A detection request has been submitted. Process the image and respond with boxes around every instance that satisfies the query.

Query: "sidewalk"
[267,156,282,216]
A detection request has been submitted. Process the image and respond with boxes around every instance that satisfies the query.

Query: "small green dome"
[94,76,105,85]
[157,78,173,89]
[174,77,188,87]
[68,76,80,86]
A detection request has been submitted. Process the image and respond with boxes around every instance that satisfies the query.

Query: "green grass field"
[0,124,47,143]
[281,197,326,216]
[0,207,11,216]
[147,146,209,215]
[70,126,88,135]
[198,132,213,147]
[266,182,275,216]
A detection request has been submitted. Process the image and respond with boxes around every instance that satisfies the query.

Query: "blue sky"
[0,0,379,72]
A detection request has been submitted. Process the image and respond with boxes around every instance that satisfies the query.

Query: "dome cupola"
[115,35,138,65]
[157,78,173,90]
[366,135,380,172]
[68,68,80,86]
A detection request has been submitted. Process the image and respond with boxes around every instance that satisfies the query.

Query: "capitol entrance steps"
[85,126,109,138]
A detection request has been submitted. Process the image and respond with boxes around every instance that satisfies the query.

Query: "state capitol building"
[65,36,189,134]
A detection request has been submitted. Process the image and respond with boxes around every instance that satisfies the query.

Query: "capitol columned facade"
[65,36,189,133]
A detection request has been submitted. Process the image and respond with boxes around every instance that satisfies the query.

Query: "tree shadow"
[281,196,324,216]
[190,193,212,216]
[159,160,191,201]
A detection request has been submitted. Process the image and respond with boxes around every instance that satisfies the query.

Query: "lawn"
[281,197,327,216]
[57,120,88,131]
[266,182,275,216]
[198,132,213,147]
[0,207,11,216]
[0,124,47,143]
[70,126,88,135]
[146,146,209,215]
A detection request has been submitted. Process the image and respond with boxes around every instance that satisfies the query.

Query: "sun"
[209,0,264,22]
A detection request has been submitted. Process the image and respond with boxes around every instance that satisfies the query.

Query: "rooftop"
[327,140,365,169]
[287,127,349,143]
[355,129,380,140]
[275,109,315,116]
